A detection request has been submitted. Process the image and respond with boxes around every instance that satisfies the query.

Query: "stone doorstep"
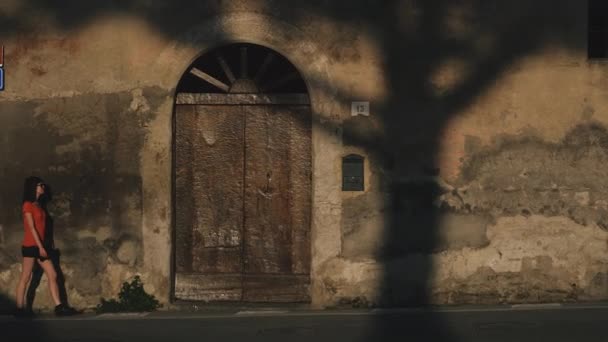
[510,303,563,310]
[95,312,150,319]
[165,300,312,314]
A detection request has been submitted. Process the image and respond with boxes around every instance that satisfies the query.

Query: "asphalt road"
[2,304,608,342]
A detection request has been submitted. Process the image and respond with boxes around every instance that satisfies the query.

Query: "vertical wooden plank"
[287,106,312,275]
[175,105,245,274]
[242,105,311,302]
[175,105,245,301]
[190,105,245,274]
[243,106,293,274]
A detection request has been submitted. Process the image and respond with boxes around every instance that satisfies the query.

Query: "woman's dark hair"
[22,176,43,203]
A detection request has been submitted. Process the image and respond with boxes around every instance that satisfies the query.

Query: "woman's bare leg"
[37,259,61,306]
[15,257,35,308]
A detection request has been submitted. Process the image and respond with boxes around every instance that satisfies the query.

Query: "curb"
[3,302,608,321]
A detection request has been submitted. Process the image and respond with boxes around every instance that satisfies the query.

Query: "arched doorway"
[173,43,311,302]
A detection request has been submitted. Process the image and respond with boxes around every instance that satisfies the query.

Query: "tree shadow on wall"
[296,1,585,341]
[0,0,588,341]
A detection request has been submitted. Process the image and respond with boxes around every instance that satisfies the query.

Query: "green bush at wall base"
[96,276,161,313]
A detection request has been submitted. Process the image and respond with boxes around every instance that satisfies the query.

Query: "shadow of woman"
[25,185,71,313]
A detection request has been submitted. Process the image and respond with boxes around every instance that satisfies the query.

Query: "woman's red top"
[22,201,46,247]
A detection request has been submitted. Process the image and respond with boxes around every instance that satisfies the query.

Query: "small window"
[342,154,364,191]
[589,0,608,59]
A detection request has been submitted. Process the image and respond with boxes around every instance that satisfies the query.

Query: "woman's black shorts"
[21,245,50,261]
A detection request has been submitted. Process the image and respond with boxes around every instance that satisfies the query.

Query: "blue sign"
[0,68,3,91]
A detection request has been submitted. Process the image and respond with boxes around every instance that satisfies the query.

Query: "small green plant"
[96,275,161,313]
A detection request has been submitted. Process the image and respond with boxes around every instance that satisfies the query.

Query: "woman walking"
[14,176,75,317]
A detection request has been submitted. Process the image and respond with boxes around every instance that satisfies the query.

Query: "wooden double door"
[174,96,311,302]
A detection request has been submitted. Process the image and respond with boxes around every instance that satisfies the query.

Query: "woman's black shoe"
[54,303,78,316]
[13,308,34,319]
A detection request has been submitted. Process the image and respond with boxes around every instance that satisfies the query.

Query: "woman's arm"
[24,212,47,257]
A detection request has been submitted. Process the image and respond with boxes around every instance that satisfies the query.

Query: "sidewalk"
[4,300,608,321]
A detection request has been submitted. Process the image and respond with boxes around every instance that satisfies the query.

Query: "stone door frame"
[149,19,339,307]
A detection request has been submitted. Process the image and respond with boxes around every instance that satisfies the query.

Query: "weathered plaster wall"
[0,2,349,310]
[0,88,168,309]
[323,1,608,307]
[0,0,606,310]
[0,13,181,310]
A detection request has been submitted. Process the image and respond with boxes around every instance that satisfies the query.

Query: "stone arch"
[143,13,343,306]
[172,40,315,302]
